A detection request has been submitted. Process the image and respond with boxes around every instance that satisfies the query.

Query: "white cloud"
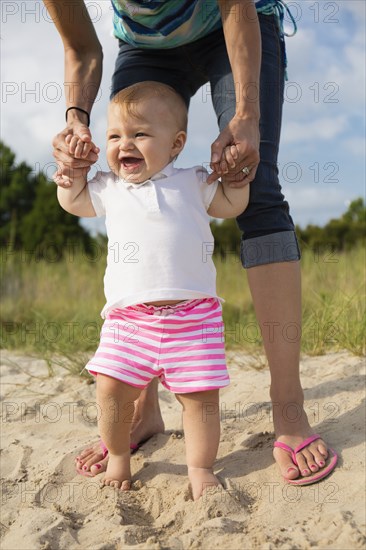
[284,13,365,118]
[284,186,353,227]
[343,0,366,22]
[342,137,366,158]
[282,115,349,143]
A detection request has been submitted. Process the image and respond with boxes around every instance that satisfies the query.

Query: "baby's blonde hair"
[110,81,188,132]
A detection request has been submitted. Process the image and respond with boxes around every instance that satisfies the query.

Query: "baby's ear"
[172,131,187,156]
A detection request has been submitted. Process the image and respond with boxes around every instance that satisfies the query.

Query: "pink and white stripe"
[86,298,229,393]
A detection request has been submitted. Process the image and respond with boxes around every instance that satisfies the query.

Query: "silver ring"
[242,166,250,176]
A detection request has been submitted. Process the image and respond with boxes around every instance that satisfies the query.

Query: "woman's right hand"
[52,121,100,188]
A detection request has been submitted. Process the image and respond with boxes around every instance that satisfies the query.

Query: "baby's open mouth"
[120,157,143,170]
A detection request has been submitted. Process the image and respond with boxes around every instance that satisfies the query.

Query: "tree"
[296,198,365,252]
[211,199,366,256]
[0,142,35,250]
[210,218,241,258]
[342,198,365,224]
[0,141,92,257]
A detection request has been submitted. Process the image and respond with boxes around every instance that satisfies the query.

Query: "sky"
[1,0,365,234]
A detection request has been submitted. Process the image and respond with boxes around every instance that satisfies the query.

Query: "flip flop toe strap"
[274,440,298,464]
[293,434,321,454]
[274,434,322,465]
[100,440,108,458]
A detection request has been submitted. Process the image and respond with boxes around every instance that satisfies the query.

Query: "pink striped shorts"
[86,298,229,393]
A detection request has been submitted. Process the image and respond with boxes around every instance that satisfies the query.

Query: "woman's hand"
[207,114,260,187]
[52,121,99,188]
[52,121,100,188]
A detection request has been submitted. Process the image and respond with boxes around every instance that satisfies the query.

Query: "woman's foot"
[272,397,329,481]
[188,467,221,501]
[129,411,165,452]
[76,442,108,476]
[75,414,165,476]
[274,432,329,481]
[101,452,131,490]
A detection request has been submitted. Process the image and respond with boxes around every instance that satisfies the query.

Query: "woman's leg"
[176,390,221,501]
[207,13,329,479]
[130,378,165,446]
[247,262,328,478]
[96,374,142,489]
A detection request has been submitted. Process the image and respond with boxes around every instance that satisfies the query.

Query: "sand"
[0,349,365,550]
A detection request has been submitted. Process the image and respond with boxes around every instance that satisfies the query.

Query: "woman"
[44,0,337,485]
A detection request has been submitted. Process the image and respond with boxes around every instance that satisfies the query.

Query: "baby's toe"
[120,480,131,491]
[102,478,131,490]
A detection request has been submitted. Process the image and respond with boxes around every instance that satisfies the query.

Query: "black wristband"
[65,107,90,127]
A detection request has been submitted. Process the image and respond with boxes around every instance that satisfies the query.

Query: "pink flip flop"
[130,442,140,453]
[274,434,338,486]
[76,440,141,477]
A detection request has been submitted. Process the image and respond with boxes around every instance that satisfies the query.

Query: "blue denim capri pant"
[111,6,301,269]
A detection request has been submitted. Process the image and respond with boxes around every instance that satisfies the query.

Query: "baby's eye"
[108,134,120,140]
[135,132,146,137]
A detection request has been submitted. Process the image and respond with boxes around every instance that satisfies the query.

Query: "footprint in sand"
[0,443,32,480]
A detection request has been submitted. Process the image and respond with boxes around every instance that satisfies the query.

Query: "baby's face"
[106,98,185,184]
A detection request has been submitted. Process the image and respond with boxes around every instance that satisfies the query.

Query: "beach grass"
[1,247,365,367]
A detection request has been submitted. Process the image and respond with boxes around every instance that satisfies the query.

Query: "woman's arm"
[43,0,103,119]
[208,0,261,187]
[219,0,261,121]
[43,0,103,171]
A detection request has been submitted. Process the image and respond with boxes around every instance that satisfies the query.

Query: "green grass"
[1,247,365,364]
[300,246,365,355]
[217,246,365,356]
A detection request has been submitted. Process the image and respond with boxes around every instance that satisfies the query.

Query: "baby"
[56,81,249,500]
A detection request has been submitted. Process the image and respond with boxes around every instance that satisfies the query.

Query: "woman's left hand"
[207,114,260,187]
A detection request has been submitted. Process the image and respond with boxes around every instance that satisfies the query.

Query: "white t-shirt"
[88,162,222,317]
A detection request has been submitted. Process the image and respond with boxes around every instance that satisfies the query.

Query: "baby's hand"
[220,145,239,174]
[65,133,96,159]
[210,145,240,181]
[53,166,90,188]
[209,145,239,183]
[53,167,72,188]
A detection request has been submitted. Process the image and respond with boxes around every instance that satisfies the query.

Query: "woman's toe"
[314,443,328,466]
[89,462,106,475]
[284,465,299,480]
[274,449,299,480]
[294,453,311,477]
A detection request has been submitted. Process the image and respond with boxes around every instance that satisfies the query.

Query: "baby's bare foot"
[101,452,131,490]
[188,467,221,501]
